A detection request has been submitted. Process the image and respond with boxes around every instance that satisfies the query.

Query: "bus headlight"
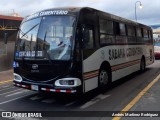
[59,80,74,85]
[14,73,22,82]
[55,78,81,87]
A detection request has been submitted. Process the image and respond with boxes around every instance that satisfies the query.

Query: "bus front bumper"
[13,81,81,93]
[13,73,82,94]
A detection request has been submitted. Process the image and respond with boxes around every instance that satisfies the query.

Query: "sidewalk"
[129,78,160,111]
[121,75,160,119]
[0,69,13,82]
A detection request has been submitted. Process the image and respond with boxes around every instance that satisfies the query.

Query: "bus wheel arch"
[140,56,146,72]
[98,61,112,91]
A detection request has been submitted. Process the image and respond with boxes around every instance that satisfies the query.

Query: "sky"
[0,0,160,25]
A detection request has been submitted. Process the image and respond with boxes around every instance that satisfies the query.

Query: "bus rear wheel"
[98,68,110,91]
[140,58,146,72]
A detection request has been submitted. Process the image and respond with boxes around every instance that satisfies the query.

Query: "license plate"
[31,85,39,91]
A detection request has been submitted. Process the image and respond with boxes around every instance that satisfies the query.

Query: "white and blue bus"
[13,7,154,94]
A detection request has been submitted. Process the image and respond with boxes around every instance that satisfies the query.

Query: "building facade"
[0,15,23,71]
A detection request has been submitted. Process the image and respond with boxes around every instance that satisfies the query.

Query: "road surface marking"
[80,94,110,109]
[0,94,30,105]
[0,86,15,92]
[5,91,24,97]
[1,85,10,88]
[5,90,29,97]
[112,73,160,120]
[0,80,13,85]
[0,88,22,96]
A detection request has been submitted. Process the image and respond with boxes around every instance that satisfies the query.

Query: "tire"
[98,67,111,92]
[140,58,146,72]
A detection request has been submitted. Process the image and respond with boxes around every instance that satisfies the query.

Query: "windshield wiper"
[20,23,39,39]
[19,28,28,39]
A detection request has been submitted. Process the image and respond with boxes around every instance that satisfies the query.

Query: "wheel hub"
[99,70,108,85]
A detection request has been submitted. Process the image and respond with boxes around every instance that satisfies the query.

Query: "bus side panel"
[110,45,154,81]
[84,77,98,92]
[83,49,103,93]
[112,64,140,81]
[108,45,142,81]
[83,44,154,92]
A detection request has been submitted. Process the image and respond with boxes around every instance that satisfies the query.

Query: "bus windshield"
[15,16,75,60]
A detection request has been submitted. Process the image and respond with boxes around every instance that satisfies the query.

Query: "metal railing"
[0,9,21,17]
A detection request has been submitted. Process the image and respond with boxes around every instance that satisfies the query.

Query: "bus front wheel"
[98,68,111,91]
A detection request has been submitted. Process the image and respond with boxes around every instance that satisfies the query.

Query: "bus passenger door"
[82,25,95,59]
[82,25,98,92]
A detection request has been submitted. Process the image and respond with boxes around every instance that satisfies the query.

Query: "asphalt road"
[1,60,160,120]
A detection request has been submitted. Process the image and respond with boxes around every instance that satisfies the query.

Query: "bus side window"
[115,22,127,44]
[136,28,143,43]
[115,22,120,35]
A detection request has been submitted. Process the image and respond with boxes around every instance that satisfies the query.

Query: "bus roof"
[23,7,82,21]
[24,7,151,29]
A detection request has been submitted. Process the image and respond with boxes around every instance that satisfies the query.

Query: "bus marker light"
[14,83,30,89]
[41,88,76,93]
